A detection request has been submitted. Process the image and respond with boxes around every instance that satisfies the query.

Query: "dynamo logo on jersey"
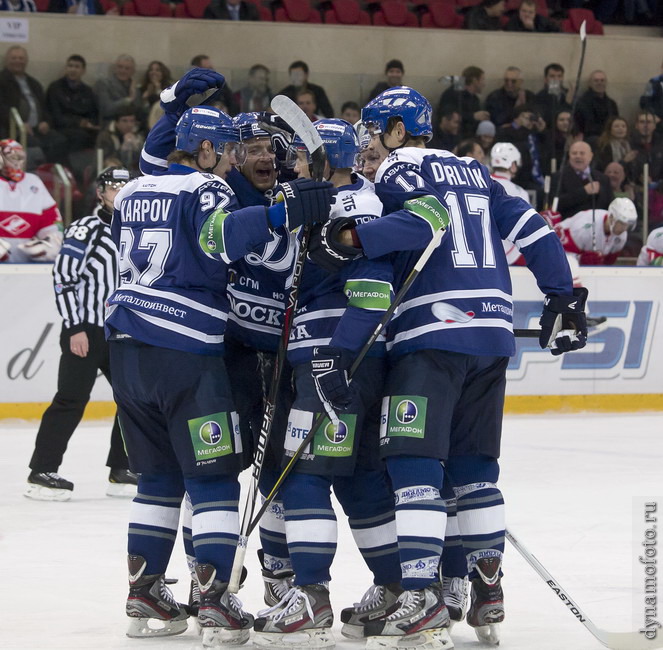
[199,421,223,446]
[396,400,418,424]
[324,420,348,444]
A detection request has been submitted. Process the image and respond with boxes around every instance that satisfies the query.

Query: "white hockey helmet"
[490,142,521,171]
[608,197,637,230]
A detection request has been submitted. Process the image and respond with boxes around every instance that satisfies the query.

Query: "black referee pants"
[29,325,129,473]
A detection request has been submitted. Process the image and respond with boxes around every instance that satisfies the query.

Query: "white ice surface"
[1,413,661,650]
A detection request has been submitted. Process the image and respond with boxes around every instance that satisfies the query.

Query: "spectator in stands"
[438,65,490,139]
[505,0,559,32]
[140,60,172,130]
[495,104,546,190]
[190,55,238,116]
[593,117,637,174]
[367,59,405,102]
[551,140,613,219]
[47,0,117,13]
[456,138,486,163]
[429,109,461,151]
[604,161,635,202]
[485,66,535,127]
[234,64,272,113]
[0,0,36,10]
[630,110,663,184]
[340,101,361,124]
[95,106,144,173]
[46,54,99,156]
[640,61,663,122]
[534,63,573,127]
[540,108,574,175]
[476,119,495,155]
[574,70,619,140]
[648,183,663,231]
[466,0,505,30]
[94,54,142,126]
[295,88,319,122]
[0,45,67,164]
[204,0,260,20]
[278,60,334,118]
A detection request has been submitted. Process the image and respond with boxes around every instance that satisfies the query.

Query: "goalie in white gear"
[0,139,63,263]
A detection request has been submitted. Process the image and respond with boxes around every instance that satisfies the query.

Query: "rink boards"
[2,264,662,417]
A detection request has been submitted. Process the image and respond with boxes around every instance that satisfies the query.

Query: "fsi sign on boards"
[507,267,662,395]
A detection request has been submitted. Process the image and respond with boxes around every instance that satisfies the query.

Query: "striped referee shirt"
[53,207,118,333]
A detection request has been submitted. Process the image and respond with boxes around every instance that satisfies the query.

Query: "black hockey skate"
[196,563,254,646]
[125,555,189,638]
[259,549,295,607]
[340,582,403,639]
[25,471,74,501]
[107,468,138,498]
[364,582,453,650]
[253,583,335,648]
[467,558,504,646]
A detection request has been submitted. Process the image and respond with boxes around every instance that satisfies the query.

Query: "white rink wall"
[2,265,662,417]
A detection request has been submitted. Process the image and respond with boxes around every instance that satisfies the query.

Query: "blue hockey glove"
[539,287,588,356]
[311,346,354,421]
[308,217,363,273]
[270,178,335,231]
[160,68,226,116]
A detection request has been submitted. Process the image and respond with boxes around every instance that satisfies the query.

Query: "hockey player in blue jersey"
[106,103,334,644]
[253,119,403,648]
[310,87,588,648]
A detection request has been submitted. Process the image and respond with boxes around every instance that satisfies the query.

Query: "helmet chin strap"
[197,152,221,174]
[379,130,411,154]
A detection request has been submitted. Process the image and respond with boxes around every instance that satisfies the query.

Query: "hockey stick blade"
[506,529,663,650]
[270,95,326,180]
[228,96,327,594]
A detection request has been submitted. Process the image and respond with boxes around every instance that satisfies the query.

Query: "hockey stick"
[551,20,588,214]
[514,328,540,337]
[246,218,449,536]
[228,95,327,593]
[506,528,663,650]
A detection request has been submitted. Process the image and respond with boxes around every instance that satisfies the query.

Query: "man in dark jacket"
[505,0,559,32]
[485,66,535,127]
[46,54,99,153]
[204,0,259,20]
[0,45,67,163]
[277,60,334,118]
[466,0,505,30]
[552,141,613,219]
[438,65,490,139]
[574,70,619,140]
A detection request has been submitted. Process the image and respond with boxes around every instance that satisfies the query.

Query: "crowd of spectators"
[1,35,662,260]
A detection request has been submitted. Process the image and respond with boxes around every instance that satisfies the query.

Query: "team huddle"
[99,67,589,649]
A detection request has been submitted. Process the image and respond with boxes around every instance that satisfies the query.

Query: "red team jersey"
[0,173,62,263]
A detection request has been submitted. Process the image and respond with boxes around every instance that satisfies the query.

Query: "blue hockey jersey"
[355,147,573,358]
[287,174,392,366]
[105,164,273,355]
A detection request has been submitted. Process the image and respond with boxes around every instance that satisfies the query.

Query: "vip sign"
[508,300,658,382]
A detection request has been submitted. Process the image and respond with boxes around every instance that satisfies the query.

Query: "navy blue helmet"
[361,87,433,142]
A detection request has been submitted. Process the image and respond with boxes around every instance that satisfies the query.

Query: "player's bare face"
[294,151,311,179]
[241,137,276,192]
[359,137,387,182]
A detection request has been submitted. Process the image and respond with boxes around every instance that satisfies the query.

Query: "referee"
[25,167,136,501]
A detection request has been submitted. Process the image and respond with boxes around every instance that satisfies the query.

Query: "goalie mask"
[0,139,27,182]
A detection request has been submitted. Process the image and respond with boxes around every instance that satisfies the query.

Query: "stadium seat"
[35,164,84,204]
[421,1,464,28]
[372,0,419,26]
[562,8,603,34]
[174,0,210,17]
[274,0,322,22]
[122,0,174,16]
[455,0,481,10]
[244,0,273,19]
[323,0,370,24]
[504,0,548,16]
[33,0,49,10]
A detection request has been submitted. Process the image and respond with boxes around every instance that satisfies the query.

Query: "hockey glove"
[18,233,62,261]
[160,68,226,116]
[311,346,354,422]
[308,217,364,273]
[539,287,588,356]
[271,178,335,231]
[0,237,10,262]
[578,251,604,266]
